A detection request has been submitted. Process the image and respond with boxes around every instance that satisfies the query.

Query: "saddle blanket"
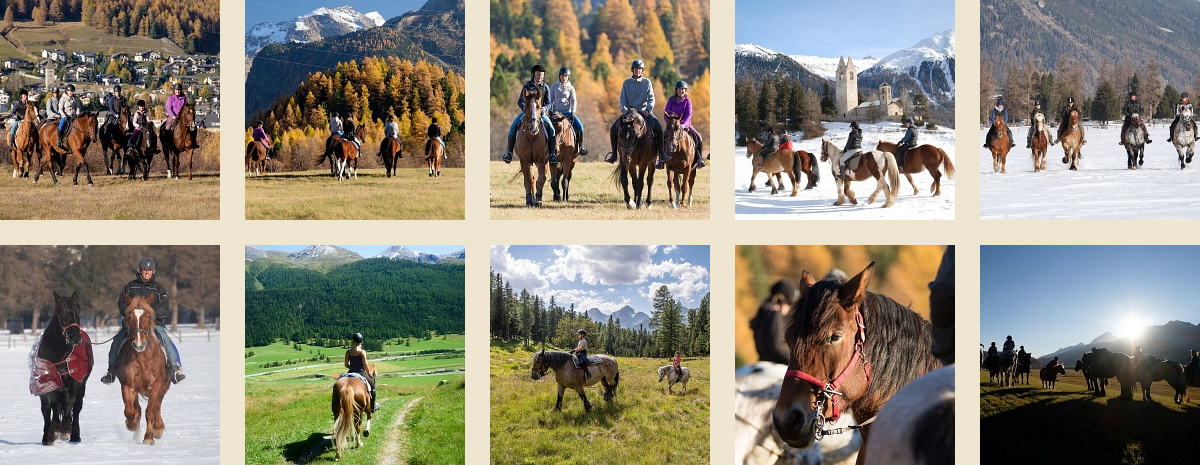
[337,372,370,384]
[29,330,93,396]
[778,140,794,152]
[841,151,868,172]
[572,355,603,367]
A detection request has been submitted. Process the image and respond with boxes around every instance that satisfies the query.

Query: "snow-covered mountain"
[245,245,267,261]
[587,305,651,330]
[860,29,955,96]
[287,245,363,263]
[789,54,879,81]
[245,5,385,62]
[373,246,466,264]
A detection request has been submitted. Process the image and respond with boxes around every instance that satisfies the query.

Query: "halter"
[783,308,872,440]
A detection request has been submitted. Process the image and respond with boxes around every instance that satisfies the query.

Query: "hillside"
[1036,320,1200,366]
[734,43,831,94]
[246,5,385,68]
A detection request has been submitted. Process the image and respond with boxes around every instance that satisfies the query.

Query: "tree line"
[490,270,710,358]
[0,0,219,54]
[734,74,827,143]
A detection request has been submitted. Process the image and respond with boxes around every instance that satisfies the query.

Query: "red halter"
[784,309,871,424]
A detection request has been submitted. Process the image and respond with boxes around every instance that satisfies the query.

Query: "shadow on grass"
[282,432,330,463]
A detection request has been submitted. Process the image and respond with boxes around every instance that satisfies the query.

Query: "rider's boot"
[1144,127,1152,144]
[576,127,588,156]
[548,132,560,165]
[371,390,378,412]
[100,368,115,385]
[581,366,592,380]
[502,132,515,163]
[694,138,706,168]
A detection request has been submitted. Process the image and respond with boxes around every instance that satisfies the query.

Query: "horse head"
[993,114,1006,130]
[744,137,761,158]
[521,88,541,137]
[1182,105,1194,123]
[819,139,838,162]
[658,365,668,382]
[122,293,157,353]
[531,349,549,380]
[52,291,83,346]
[1068,108,1080,128]
[664,112,685,153]
[774,263,875,449]
[616,109,646,153]
[24,103,39,126]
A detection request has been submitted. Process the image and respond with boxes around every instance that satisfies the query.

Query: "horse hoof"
[748,186,756,192]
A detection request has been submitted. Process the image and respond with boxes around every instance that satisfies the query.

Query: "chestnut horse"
[663,111,698,209]
[425,136,443,177]
[1029,112,1051,172]
[160,102,198,179]
[987,114,1011,173]
[874,140,954,196]
[549,113,578,202]
[32,291,93,445]
[379,136,402,178]
[36,112,99,185]
[8,103,39,178]
[531,349,620,412]
[610,109,658,209]
[332,365,375,461]
[745,137,819,195]
[245,140,270,177]
[515,85,549,207]
[1133,355,1189,404]
[116,293,171,444]
[317,125,363,182]
[819,139,899,208]
[773,263,940,462]
[1060,107,1084,171]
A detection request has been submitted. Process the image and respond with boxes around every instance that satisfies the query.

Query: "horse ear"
[798,270,815,297]
[71,291,78,300]
[54,291,62,300]
[838,261,875,311]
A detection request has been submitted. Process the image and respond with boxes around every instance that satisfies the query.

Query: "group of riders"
[755,117,919,170]
[983,90,1198,149]
[500,61,706,170]
[250,109,446,161]
[985,335,1200,385]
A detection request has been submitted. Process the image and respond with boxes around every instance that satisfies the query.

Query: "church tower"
[879,82,894,116]
[835,56,858,116]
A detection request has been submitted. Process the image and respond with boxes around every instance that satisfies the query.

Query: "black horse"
[1078,347,1134,399]
[1074,351,1099,391]
[31,291,94,445]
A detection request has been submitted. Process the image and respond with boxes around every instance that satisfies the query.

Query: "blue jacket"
[899,126,917,145]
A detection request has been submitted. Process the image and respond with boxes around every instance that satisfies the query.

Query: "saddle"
[572,355,602,368]
[548,111,567,123]
[337,372,372,384]
[841,150,868,172]
[29,331,94,396]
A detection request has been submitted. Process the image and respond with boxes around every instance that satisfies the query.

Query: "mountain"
[586,305,652,330]
[788,54,879,81]
[734,43,831,94]
[287,245,363,264]
[1036,320,1200,367]
[373,246,466,264]
[859,29,955,97]
[245,246,267,261]
[245,5,386,71]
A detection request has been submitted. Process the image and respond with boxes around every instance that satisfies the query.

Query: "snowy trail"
[0,327,221,464]
[735,122,956,219]
[979,125,1200,220]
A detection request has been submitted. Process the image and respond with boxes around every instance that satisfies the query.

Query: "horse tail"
[610,162,623,192]
[808,151,820,184]
[332,383,354,459]
[886,152,900,197]
[791,152,801,185]
[939,148,955,179]
[613,370,620,395]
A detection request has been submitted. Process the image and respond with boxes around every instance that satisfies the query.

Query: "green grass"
[245,337,465,376]
[406,379,466,465]
[980,369,1200,464]
[245,168,465,220]
[490,346,709,464]
[490,161,710,219]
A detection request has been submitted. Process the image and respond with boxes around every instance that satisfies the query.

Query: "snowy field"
[0,327,220,464]
[735,122,956,220]
[980,124,1200,220]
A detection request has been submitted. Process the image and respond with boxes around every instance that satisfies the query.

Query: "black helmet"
[432,116,438,123]
[174,83,183,90]
[256,120,264,126]
[352,333,363,343]
[1034,100,1041,106]
[386,114,395,121]
[18,88,27,96]
[113,84,121,92]
[52,87,60,94]
[850,121,859,129]
[344,111,352,118]
[1067,97,1075,104]
[1129,90,1136,97]
[576,329,587,335]
[675,80,689,89]
[769,279,799,305]
[531,64,546,74]
[559,66,571,76]
[65,84,75,92]
[1182,92,1190,100]
[136,99,146,106]
[631,59,645,69]
[139,257,156,271]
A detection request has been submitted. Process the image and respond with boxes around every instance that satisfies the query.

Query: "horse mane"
[124,294,157,321]
[540,350,575,369]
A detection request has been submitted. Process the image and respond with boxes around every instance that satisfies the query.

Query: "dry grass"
[6,21,184,57]
[245,168,465,220]
[489,161,710,220]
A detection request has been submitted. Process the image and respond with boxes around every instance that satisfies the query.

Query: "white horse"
[1173,105,1196,169]
[658,365,691,395]
[862,365,954,465]
[819,139,899,208]
[734,362,861,465]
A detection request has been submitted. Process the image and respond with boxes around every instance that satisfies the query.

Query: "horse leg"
[905,172,919,195]
[748,169,758,192]
[122,384,142,434]
[577,388,592,412]
[645,164,655,210]
[930,168,942,197]
[40,397,55,445]
[522,160,535,207]
[69,388,84,443]
[621,163,634,209]
[555,384,565,411]
[550,165,562,201]
[666,168,677,208]
[632,164,644,209]
[535,162,546,207]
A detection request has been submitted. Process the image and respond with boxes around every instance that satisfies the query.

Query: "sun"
[1114,313,1147,340]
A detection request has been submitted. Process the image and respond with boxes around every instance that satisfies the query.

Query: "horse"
[610,109,658,209]
[987,115,1012,173]
[735,362,861,465]
[8,103,39,178]
[663,111,698,209]
[160,102,199,180]
[860,365,954,465]
[1030,112,1051,172]
[515,85,549,207]
[126,122,159,181]
[1078,347,1134,399]
[99,104,131,175]
[319,134,343,177]
[983,351,1015,386]
[1132,356,1189,404]
[1016,353,1032,384]
[1075,352,1099,391]
[425,135,443,177]
[317,125,364,182]
[332,364,375,461]
[1172,105,1195,169]
[245,140,270,177]
[745,137,819,195]
[531,349,620,412]
[819,139,899,208]
[115,293,171,444]
[874,141,954,196]
[379,136,402,178]
[657,365,690,395]
[1060,107,1084,170]
[1122,113,1146,170]
[36,112,99,185]
[773,263,941,458]
[30,291,93,445]
[549,112,578,202]
[1040,364,1066,389]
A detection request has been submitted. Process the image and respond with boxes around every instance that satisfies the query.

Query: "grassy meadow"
[4,21,186,57]
[980,369,1200,464]
[245,337,465,464]
[489,161,710,219]
[244,168,465,220]
[490,345,709,464]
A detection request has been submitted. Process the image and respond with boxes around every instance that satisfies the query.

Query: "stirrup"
[100,371,115,385]
[549,153,560,165]
[604,152,617,164]
[171,368,186,384]
[502,152,513,164]
[579,147,588,156]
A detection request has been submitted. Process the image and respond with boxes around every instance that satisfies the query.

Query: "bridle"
[783,307,872,440]
[531,351,550,380]
[128,306,154,352]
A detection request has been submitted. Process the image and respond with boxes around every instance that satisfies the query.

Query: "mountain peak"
[245,5,386,58]
[288,245,362,262]
[1089,331,1118,345]
[372,246,466,264]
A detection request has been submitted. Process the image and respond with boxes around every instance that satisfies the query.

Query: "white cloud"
[639,259,710,303]
[541,288,630,315]
[489,245,548,291]
[662,245,678,254]
[545,245,657,285]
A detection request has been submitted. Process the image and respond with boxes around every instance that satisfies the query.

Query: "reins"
[783,306,875,441]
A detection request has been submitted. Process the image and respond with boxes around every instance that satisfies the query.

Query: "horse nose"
[772,404,816,449]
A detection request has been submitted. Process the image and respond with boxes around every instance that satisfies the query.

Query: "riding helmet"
[905,118,914,124]
[1129,90,1136,97]
[386,114,395,121]
[850,121,859,129]
[559,66,571,76]
[352,333,364,343]
[139,257,156,271]
[256,120,264,126]
[1067,97,1074,104]
[113,84,121,92]
[531,64,546,74]
[1182,92,1190,100]
[631,59,645,70]
[65,84,75,92]
[344,111,353,118]
[996,98,1004,106]
[675,80,689,89]
[136,99,146,107]
[174,83,183,91]
[769,280,799,305]
[52,87,59,94]
[432,117,438,123]
[576,329,587,335]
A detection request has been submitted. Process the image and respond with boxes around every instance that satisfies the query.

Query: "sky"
[980,246,1200,357]
[734,0,955,58]
[244,0,425,31]
[490,245,711,316]
[255,245,464,257]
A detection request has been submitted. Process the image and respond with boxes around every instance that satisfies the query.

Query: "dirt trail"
[375,396,423,465]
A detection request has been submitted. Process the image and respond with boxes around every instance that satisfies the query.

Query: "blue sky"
[490,245,711,316]
[255,245,463,257]
[244,0,424,31]
[735,0,955,58]
[981,246,1200,357]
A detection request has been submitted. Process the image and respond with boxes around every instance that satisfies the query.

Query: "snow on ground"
[979,124,1200,220]
[0,327,220,464]
[736,122,956,220]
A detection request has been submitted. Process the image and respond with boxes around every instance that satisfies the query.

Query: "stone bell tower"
[835,56,858,116]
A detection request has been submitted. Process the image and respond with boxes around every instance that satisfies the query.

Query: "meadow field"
[980,369,1200,464]
[490,345,710,464]
[489,161,710,220]
[245,168,465,220]
[245,337,465,465]
[4,21,186,57]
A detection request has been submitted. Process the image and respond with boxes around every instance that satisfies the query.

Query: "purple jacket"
[665,96,693,128]
[167,94,187,119]
[252,127,269,142]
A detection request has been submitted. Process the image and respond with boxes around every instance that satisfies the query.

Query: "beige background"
[9,0,1164,462]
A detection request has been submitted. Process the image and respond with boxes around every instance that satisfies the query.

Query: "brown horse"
[549,113,578,202]
[116,293,171,445]
[332,365,375,461]
[318,125,364,182]
[1133,356,1189,404]
[1040,364,1066,389]
[663,112,698,209]
[161,102,199,179]
[874,141,954,196]
[1030,112,1051,172]
[245,140,270,177]
[8,103,39,178]
[820,139,899,208]
[611,109,658,209]
[987,115,1012,173]
[773,264,940,460]
[1060,107,1084,171]
[99,105,131,175]
[745,137,818,195]
[36,112,99,185]
[379,136,402,178]
[531,349,620,412]
[515,85,549,207]
[126,122,159,181]
[425,136,443,177]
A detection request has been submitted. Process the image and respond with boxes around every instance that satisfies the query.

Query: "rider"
[128,100,151,150]
[344,333,378,412]
[987,342,998,358]
[1167,92,1198,143]
[663,79,705,169]
[759,126,782,160]
[571,329,591,379]
[104,84,126,129]
[1119,90,1151,145]
[427,116,445,159]
[44,87,61,121]
[749,280,799,365]
[983,98,1012,149]
[165,83,198,149]
[502,64,558,165]
[57,84,81,151]
[1003,335,1016,353]
[381,114,399,157]
[672,350,682,379]
[606,59,662,165]
[252,120,271,155]
[1027,100,1045,148]
[842,121,862,156]
[1188,350,1199,380]
[342,111,359,151]
[895,118,917,166]
[548,66,587,157]
[1058,96,1087,144]
[6,88,30,151]
[100,257,186,385]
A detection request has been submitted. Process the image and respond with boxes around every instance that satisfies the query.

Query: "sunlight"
[1114,312,1147,341]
